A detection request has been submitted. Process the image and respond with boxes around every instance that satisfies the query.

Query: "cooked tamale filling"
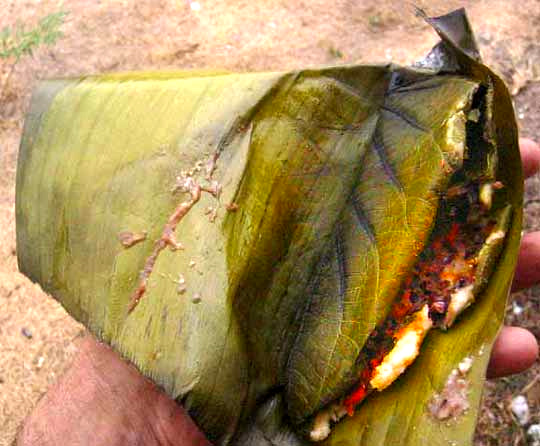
[309,182,507,441]
[342,185,499,415]
[307,85,511,441]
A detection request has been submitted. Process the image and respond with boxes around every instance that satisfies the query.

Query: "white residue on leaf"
[485,229,505,245]
[429,356,474,420]
[479,183,494,209]
[191,293,202,304]
[309,403,348,442]
[445,110,466,165]
[478,344,486,356]
[176,273,187,294]
[458,357,473,374]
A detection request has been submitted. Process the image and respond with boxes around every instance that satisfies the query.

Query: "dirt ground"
[1,1,539,445]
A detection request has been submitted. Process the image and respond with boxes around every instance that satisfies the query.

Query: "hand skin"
[487,138,540,378]
[16,139,540,446]
[16,336,211,446]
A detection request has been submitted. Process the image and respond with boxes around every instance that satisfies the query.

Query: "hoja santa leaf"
[16,9,521,446]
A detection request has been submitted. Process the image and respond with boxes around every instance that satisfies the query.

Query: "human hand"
[487,137,540,378]
[17,335,211,446]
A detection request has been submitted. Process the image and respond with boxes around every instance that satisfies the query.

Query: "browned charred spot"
[446,184,468,198]
[118,231,147,248]
[226,202,239,212]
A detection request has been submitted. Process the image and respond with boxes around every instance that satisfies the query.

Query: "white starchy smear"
[309,403,348,442]
[444,110,466,166]
[479,183,494,209]
[370,305,433,391]
[444,284,474,328]
[485,229,505,245]
[458,356,473,374]
[429,356,473,420]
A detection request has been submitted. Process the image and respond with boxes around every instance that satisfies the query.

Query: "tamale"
[16,8,522,446]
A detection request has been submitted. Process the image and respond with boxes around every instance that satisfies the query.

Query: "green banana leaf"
[16,8,521,446]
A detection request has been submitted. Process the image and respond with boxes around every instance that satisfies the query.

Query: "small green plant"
[0,10,68,61]
[328,45,344,60]
[0,9,68,107]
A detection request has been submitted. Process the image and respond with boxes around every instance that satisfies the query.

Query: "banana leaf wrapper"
[16,9,522,446]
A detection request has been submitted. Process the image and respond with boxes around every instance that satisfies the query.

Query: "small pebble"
[190,1,201,11]
[512,301,524,315]
[36,356,45,369]
[458,357,473,374]
[478,31,493,44]
[527,424,540,446]
[189,260,196,268]
[510,395,530,426]
[21,327,33,339]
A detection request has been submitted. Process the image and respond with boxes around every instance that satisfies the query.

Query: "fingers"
[520,138,540,179]
[512,231,540,291]
[487,326,538,379]
[512,138,540,291]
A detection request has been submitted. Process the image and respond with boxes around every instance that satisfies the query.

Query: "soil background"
[1,1,540,445]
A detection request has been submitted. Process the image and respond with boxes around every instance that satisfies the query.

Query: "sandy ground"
[1,1,540,445]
